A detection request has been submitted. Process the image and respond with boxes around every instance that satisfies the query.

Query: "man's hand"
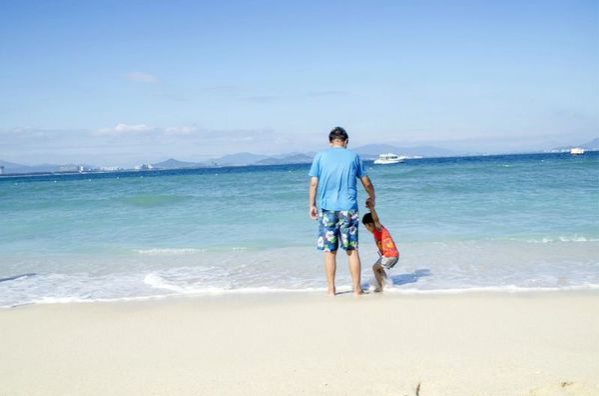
[309,177,319,220]
[310,205,318,220]
[365,197,375,209]
[360,176,375,209]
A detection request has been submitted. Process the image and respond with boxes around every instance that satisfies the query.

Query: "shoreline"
[3,238,598,308]
[3,285,599,309]
[2,291,598,395]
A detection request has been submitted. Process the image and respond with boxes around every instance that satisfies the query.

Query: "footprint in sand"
[526,381,599,396]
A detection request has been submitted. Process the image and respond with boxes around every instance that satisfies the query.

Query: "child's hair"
[362,213,374,225]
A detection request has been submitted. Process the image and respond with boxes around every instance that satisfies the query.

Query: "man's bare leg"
[373,263,388,292]
[347,249,363,295]
[324,251,337,296]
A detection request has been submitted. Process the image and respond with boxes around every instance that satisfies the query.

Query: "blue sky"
[1,0,597,165]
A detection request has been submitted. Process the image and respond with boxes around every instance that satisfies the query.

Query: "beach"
[2,0,597,393]
[1,153,598,395]
[1,291,598,396]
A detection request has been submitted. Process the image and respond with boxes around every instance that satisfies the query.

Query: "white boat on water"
[570,147,585,155]
[374,153,404,164]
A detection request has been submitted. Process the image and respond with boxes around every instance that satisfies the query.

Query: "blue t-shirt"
[308,147,367,211]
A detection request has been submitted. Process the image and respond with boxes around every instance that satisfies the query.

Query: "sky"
[1,0,597,166]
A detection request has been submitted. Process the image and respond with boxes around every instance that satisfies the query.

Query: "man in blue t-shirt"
[309,127,376,296]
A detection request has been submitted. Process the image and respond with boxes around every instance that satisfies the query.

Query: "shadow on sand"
[389,268,432,286]
[353,268,431,294]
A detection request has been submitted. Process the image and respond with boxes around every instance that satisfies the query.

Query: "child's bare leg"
[373,264,387,292]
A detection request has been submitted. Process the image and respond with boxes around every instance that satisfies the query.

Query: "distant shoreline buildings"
[0,150,597,178]
[1,138,597,177]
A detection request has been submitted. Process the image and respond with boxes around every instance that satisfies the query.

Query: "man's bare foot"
[354,289,364,296]
[373,287,383,293]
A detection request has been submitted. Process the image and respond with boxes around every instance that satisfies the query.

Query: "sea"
[1,152,598,307]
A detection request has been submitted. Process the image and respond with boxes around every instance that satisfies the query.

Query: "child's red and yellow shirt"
[373,226,399,258]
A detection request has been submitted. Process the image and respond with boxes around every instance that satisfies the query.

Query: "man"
[309,127,375,296]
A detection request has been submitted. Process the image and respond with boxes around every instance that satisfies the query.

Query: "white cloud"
[9,126,34,134]
[125,72,159,83]
[96,123,152,135]
[115,123,151,132]
[163,126,198,135]
[95,124,204,137]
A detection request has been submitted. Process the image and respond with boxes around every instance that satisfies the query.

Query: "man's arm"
[366,200,383,230]
[360,176,375,208]
[309,176,319,220]
[362,175,381,229]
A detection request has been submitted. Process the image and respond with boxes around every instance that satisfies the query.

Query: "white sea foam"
[143,272,327,296]
[143,273,225,294]
[3,239,598,309]
[522,236,599,243]
[134,247,252,255]
[135,248,207,255]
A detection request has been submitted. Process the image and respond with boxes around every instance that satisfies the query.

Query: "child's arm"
[366,199,383,230]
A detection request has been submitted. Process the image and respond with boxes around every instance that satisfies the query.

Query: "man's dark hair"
[362,212,374,225]
[329,126,349,142]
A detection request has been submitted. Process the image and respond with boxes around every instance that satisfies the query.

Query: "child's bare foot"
[354,289,364,296]
[327,288,336,296]
[373,287,383,293]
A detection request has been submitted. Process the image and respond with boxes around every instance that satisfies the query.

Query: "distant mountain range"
[147,145,459,169]
[255,153,314,166]
[151,159,202,169]
[2,139,597,174]
[150,152,314,169]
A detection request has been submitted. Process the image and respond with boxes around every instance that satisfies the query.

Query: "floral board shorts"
[317,209,359,252]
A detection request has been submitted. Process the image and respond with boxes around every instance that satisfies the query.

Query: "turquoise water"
[1,152,598,306]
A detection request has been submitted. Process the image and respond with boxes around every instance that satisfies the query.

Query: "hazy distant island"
[1,139,597,176]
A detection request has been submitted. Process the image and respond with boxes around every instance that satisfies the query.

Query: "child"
[362,199,400,292]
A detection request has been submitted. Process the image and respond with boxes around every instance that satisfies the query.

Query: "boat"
[570,147,585,155]
[374,153,404,164]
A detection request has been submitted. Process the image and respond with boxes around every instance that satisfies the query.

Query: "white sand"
[1,291,598,396]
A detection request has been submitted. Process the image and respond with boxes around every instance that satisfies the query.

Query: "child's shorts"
[317,209,359,252]
[375,256,398,270]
